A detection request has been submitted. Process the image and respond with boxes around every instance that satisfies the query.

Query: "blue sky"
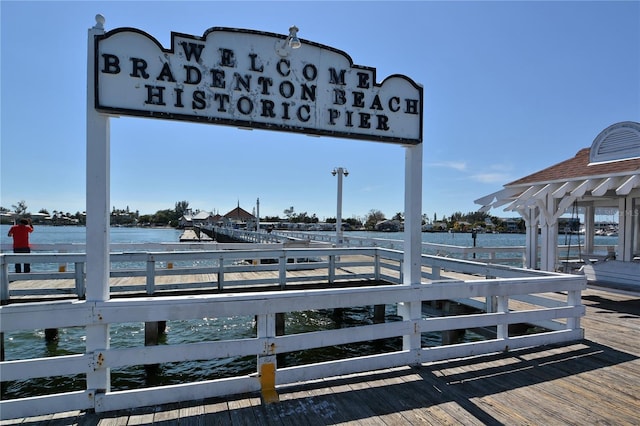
[1,1,638,222]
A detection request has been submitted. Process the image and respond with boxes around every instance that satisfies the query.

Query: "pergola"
[475,121,640,275]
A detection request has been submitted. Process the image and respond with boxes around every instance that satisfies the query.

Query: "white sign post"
[86,14,111,397]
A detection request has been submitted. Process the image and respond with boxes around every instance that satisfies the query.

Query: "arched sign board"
[85,17,423,322]
[94,26,423,144]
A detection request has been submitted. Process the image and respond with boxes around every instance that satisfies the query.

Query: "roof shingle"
[507,148,640,186]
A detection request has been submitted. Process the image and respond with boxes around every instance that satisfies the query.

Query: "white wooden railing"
[254,229,615,268]
[0,246,586,420]
[1,247,392,301]
[1,245,560,302]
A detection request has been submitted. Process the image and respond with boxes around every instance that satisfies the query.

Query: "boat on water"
[374,219,402,232]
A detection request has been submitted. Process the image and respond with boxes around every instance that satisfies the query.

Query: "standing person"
[7,218,33,273]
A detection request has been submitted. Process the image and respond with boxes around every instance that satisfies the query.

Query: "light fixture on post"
[276,25,301,57]
[332,167,349,246]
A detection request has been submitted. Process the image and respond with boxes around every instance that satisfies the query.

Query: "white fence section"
[1,245,565,302]
[0,246,586,420]
[255,229,615,268]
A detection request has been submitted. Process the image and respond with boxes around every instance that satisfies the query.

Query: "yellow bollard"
[58,265,66,272]
[167,262,173,269]
[259,362,279,403]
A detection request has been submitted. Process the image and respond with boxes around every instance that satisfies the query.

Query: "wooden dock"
[2,283,638,425]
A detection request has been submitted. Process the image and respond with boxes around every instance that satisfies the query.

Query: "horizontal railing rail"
[0,260,586,419]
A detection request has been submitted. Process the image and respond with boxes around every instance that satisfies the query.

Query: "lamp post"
[332,167,349,245]
[256,198,260,233]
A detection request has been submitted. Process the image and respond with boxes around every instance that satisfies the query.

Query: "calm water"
[0,226,617,398]
[2,224,615,248]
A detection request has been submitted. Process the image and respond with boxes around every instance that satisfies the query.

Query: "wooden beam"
[504,185,543,211]
[552,181,580,198]
[571,179,597,197]
[592,177,621,197]
[616,174,640,195]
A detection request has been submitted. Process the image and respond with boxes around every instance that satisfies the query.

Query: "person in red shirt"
[8,218,33,273]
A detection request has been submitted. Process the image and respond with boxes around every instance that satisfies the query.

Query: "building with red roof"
[476,121,639,285]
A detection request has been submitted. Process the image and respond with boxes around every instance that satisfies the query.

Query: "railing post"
[279,252,287,289]
[442,301,466,345]
[75,261,86,299]
[0,255,9,304]
[146,256,155,295]
[431,265,441,280]
[567,289,582,331]
[217,256,224,290]
[398,292,421,365]
[328,253,335,284]
[256,313,279,403]
[497,295,509,344]
[486,295,497,313]
[374,250,380,281]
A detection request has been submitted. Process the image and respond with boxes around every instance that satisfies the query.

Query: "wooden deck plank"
[343,374,416,425]
[227,395,262,426]
[275,382,336,425]
[201,400,233,425]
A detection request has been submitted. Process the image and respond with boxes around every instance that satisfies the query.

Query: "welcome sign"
[95,27,423,144]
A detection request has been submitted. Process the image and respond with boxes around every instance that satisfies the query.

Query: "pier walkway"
[2,284,638,425]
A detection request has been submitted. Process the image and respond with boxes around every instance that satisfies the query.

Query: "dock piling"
[442,301,467,345]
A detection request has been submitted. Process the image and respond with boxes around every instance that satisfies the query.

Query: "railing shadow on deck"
[581,294,640,317]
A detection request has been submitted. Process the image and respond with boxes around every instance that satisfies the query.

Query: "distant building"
[502,218,521,233]
[223,205,256,229]
[179,210,216,228]
[375,219,401,232]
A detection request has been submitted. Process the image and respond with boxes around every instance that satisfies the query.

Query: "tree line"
[1,200,523,232]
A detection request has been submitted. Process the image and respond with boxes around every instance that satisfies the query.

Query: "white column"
[539,214,549,271]
[539,194,558,271]
[400,143,423,363]
[403,143,423,285]
[583,203,594,255]
[523,207,539,269]
[634,198,640,257]
[336,169,344,244]
[619,196,633,261]
[86,15,111,394]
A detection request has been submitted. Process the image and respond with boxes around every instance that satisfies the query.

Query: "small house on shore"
[179,210,214,228]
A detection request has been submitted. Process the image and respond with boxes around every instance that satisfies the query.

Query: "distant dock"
[179,228,213,242]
